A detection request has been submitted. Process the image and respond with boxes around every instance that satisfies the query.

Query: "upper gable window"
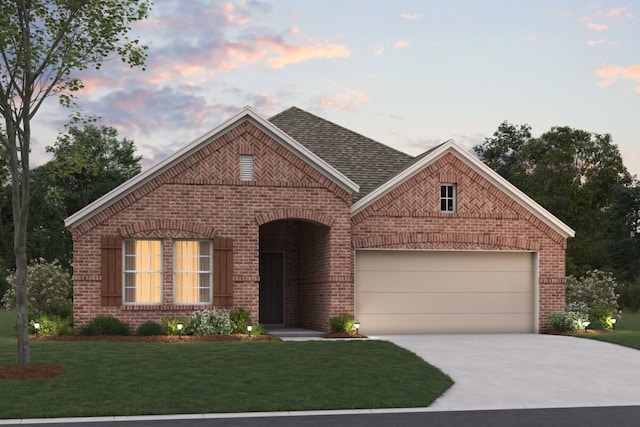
[440,184,456,212]
[239,155,254,181]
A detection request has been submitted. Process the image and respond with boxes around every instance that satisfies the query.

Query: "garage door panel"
[357,313,534,335]
[355,250,535,334]
[357,292,533,314]
[357,251,532,272]
[356,270,533,293]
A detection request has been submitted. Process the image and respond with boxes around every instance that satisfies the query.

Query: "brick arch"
[119,220,217,237]
[254,209,334,227]
[353,232,540,251]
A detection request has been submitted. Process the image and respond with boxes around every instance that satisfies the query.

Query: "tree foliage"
[0,0,150,365]
[475,122,632,278]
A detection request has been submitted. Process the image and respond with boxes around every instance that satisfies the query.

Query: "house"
[65,106,575,334]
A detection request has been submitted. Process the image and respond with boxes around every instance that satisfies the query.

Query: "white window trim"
[122,239,163,305]
[440,183,457,213]
[173,239,213,305]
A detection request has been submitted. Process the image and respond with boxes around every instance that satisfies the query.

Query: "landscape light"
[354,322,360,336]
[611,318,617,330]
[33,322,40,337]
[583,321,590,330]
[247,325,253,336]
[177,323,183,339]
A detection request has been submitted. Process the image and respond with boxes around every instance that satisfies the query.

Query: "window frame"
[440,183,457,213]
[239,155,254,181]
[173,239,213,305]
[122,239,163,305]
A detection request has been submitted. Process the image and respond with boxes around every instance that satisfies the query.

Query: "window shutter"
[101,235,122,306]
[213,236,234,306]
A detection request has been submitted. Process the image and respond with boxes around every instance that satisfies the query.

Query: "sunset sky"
[32,0,640,177]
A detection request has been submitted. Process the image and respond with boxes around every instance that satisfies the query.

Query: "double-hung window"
[174,240,213,304]
[123,240,163,304]
[440,184,457,212]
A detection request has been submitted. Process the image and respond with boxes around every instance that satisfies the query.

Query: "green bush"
[31,315,73,336]
[80,315,130,336]
[189,309,233,335]
[566,270,619,313]
[547,311,588,332]
[329,313,356,333]
[588,306,614,330]
[248,323,268,336]
[618,281,640,312]
[230,308,251,334]
[2,258,72,317]
[162,316,190,335]
[136,320,165,336]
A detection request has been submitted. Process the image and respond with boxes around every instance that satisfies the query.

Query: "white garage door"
[355,250,536,334]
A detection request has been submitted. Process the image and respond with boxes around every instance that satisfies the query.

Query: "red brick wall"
[351,153,569,331]
[71,120,353,331]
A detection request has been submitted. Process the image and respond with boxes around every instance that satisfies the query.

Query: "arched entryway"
[258,219,330,328]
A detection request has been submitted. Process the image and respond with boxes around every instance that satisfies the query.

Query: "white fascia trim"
[65,106,359,229]
[351,139,575,239]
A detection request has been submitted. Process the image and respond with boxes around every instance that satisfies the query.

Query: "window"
[440,184,456,212]
[239,155,254,181]
[123,240,162,304]
[174,240,212,304]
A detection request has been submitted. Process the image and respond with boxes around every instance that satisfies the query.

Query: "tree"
[0,0,150,365]
[475,123,631,277]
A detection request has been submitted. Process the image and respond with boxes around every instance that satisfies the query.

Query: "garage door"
[355,250,535,334]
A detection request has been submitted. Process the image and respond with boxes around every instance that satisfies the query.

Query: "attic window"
[440,184,456,212]
[239,155,254,181]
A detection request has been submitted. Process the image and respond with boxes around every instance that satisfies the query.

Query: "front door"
[259,252,284,324]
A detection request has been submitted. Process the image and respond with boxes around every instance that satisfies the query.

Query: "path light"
[354,322,360,336]
[177,323,183,339]
[611,318,617,330]
[247,325,253,337]
[583,321,590,330]
[33,322,40,337]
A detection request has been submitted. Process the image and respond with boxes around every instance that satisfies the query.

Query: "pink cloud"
[606,7,629,18]
[586,22,608,32]
[587,39,607,46]
[319,90,369,112]
[394,40,409,49]
[255,35,351,69]
[596,65,640,92]
[401,13,422,21]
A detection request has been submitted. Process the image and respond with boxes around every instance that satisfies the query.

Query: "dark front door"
[259,252,284,324]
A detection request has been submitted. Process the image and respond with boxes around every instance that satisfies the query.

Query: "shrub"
[230,308,251,334]
[247,323,268,336]
[566,270,619,313]
[162,316,190,335]
[588,306,614,330]
[329,313,356,333]
[189,309,233,335]
[2,258,72,317]
[80,315,130,336]
[547,311,588,332]
[136,321,165,336]
[31,315,73,336]
[618,281,640,312]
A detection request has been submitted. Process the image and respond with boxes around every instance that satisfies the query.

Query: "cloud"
[595,65,640,92]
[524,34,539,43]
[373,45,385,55]
[587,39,607,46]
[257,34,351,69]
[401,13,422,21]
[319,89,369,112]
[606,7,631,18]
[586,22,608,32]
[394,40,409,49]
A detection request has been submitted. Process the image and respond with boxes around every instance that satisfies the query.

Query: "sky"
[32,0,640,177]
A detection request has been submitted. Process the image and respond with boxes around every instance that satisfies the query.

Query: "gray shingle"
[269,107,414,201]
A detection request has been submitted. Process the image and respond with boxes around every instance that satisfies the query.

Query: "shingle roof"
[269,107,413,201]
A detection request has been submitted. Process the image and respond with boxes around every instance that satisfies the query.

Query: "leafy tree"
[0,0,150,365]
[475,123,631,277]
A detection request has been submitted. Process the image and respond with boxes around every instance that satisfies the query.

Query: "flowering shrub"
[2,258,72,317]
[189,309,233,335]
[547,311,588,332]
[565,270,619,313]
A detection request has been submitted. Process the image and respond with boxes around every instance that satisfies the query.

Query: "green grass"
[0,319,453,419]
[575,312,640,350]
[0,310,16,338]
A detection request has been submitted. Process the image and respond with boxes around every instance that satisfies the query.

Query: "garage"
[355,250,536,334]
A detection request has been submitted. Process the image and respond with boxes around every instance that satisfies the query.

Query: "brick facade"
[70,115,569,333]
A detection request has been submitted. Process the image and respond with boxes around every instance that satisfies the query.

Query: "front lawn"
[574,312,640,350]
[0,313,453,419]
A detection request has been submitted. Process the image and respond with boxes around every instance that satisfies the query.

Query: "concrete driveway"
[383,334,640,411]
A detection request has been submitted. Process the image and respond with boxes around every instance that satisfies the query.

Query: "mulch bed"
[0,363,65,381]
[324,332,368,339]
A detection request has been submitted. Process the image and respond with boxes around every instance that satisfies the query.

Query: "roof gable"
[269,107,412,201]
[351,140,575,239]
[65,107,359,229]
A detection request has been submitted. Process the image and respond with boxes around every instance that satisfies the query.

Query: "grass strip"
[0,336,452,419]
